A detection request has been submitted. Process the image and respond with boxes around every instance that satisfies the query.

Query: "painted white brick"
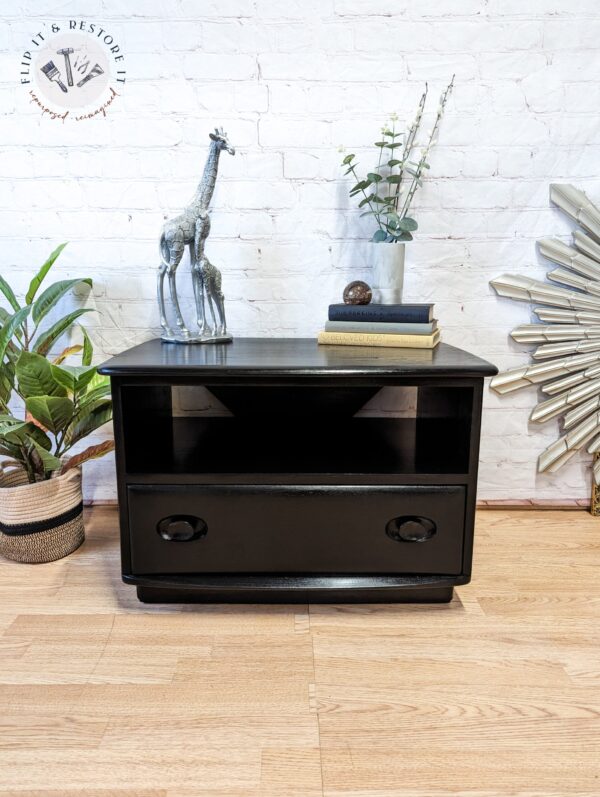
[120,22,166,53]
[564,82,600,113]
[234,83,269,113]
[163,21,203,51]
[479,52,548,81]
[269,82,345,115]
[490,83,527,114]
[259,53,329,81]
[200,21,269,54]
[259,118,331,148]
[283,152,323,180]
[235,151,282,179]
[434,21,542,51]
[355,21,431,52]
[183,52,257,81]
[179,0,255,17]
[255,0,335,18]
[2,1,598,503]
[408,0,484,16]
[334,0,410,15]
[228,180,297,210]
[544,19,600,50]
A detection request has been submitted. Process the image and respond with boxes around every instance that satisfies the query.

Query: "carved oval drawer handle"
[157,515,208,542]
[386,515,437,543]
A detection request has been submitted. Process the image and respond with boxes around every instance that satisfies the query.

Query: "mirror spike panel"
[491,184,600,484]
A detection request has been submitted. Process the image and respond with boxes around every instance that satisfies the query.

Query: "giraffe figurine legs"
[205,265,228,337]
[157,261,173,338]
[190,255,231,342]
[192,215,213,339]
[158,231,192,342]
[188,215,232,343]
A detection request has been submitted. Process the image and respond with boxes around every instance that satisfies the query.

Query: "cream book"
[318,330,441,349]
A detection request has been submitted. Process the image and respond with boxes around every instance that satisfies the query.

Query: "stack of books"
[318,303,440,349]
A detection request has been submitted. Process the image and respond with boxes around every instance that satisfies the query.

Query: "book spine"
[328,305,432,323]
[324,320,436,335]
[318,331,440,349]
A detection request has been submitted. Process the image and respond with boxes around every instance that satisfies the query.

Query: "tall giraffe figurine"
[157,127,235,343]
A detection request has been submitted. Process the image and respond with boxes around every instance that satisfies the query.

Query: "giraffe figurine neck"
[194,141,221,210]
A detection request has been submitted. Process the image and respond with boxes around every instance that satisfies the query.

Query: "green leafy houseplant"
[341,77,454,243]
[0,243,114,484]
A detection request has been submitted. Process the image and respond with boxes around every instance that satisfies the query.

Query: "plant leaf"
[73,366,97,394]
[32,277,92,326]
[0,440,25,462]
[0,419,52,451]
[372,230,387,242]
[26,396,74,434]
[349,180,369,194]
[0,306,31,365]
[81,326,93,366]
[342,154,355,165]
[81,371,109,396]
[53,345,84,365]
[366,173,382,183]
[61,440,115,474]
[374,141,387,148]
[0,362,14,408]
[388,159,402,167]
[33,308,93,357]
[0,275,20,312]
[30,440,62,473]
[16,351,67,398]
[386,175,402,184]
[78,381,111,407]
[0,307,23,348]
[51,364,76,393]
[64,398,113,448]
[25,243,68,305]
[398,217,418,232]
[358,193,375,208]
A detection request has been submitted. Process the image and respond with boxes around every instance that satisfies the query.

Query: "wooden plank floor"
[0,507,599,796]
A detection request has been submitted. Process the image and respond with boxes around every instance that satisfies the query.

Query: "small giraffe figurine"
[157,127,235,342]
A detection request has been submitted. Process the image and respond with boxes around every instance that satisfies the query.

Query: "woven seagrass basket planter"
[0,464,84,564]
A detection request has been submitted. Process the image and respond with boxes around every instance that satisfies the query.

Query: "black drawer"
[127,484,466,576]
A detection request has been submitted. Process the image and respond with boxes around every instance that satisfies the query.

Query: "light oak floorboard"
[0,507,598,795]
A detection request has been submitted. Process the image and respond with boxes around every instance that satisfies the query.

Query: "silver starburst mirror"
[490,184,600,493]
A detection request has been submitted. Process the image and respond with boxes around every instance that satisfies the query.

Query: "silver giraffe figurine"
[157,127,235,343]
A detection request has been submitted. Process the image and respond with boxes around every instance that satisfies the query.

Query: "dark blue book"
[328,303,434,324]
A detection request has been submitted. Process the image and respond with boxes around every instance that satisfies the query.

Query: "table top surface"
[98,338,497,379]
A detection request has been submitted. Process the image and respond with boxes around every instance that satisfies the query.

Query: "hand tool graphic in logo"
[32,29,116,114]
[57,47,74,86]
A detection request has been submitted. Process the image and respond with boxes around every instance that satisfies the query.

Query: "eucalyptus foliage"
[341,77,454,243]
[0,244,114,483]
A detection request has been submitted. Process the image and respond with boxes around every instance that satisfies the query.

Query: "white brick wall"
[2,0,600,501]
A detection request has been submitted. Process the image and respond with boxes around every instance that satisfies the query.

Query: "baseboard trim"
[477,499,589,510]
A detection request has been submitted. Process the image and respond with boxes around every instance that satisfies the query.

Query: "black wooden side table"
[98,338,497,603]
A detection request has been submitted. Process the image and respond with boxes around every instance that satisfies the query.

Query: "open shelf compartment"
[121,383,473,477]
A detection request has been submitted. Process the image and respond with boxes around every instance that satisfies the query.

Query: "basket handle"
[60,466,82,483]
[0,460,24,476]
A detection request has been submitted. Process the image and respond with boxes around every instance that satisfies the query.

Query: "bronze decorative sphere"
[343,280,372,305]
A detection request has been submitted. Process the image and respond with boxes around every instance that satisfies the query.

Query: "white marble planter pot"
[369,242,405,304]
